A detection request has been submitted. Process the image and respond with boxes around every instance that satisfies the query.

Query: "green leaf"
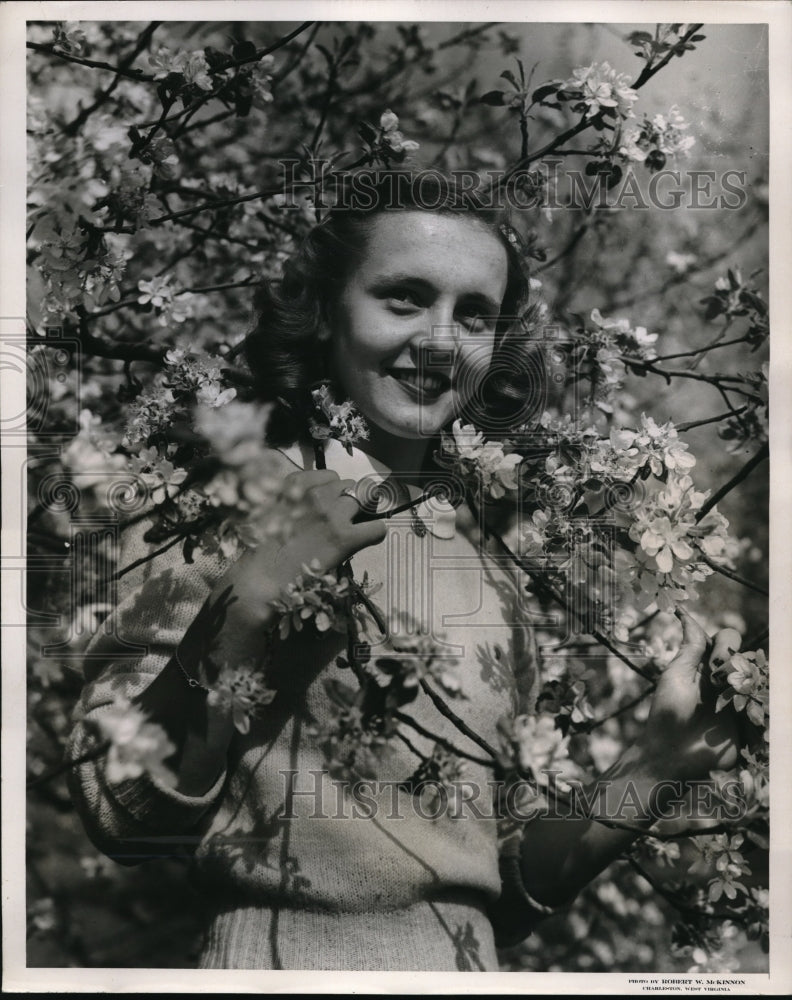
[479,90,506,106]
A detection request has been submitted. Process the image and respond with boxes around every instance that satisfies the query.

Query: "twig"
[694,443,768,523]
[652,336,751,364]
[63,22,161,135]
[26,40,156,82]
[392,711,493,768]
[676,408,748,433]
[698,553,768,597]
[584,687,655,731]
[27,740,110,789]
[418,677,500,760]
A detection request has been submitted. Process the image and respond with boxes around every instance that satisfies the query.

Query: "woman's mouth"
[387,368,451,400]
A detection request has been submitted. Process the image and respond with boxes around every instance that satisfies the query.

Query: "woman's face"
[327,211,509,441]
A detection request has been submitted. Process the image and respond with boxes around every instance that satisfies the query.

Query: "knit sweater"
[67,439,558,971]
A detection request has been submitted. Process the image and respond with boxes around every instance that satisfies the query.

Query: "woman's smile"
[385,365,453,401]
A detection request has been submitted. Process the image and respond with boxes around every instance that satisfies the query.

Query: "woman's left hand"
[634,609,744,784]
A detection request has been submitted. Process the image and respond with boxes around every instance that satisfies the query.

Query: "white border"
[2,1,790,994]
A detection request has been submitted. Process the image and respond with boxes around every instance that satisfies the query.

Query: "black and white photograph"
[2,0,790,992]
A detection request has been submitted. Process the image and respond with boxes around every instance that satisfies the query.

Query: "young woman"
[67,172,743,971]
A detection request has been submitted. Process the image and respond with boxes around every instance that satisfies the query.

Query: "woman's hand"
[211,468,387,631]
[634,609,744,784]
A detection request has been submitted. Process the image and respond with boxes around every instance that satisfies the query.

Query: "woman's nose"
[406,300,459,349]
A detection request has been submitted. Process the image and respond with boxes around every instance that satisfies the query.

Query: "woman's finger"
[669,608,708,679]
[709,628,742,668]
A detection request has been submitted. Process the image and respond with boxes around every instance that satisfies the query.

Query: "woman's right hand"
[211,469,387,631]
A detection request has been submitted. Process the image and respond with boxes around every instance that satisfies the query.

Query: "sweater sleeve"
[65,513,232,865]
[488,598,567,948]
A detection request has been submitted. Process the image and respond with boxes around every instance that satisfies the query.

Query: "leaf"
[745,827,770,850]
[182,535,196,564]
[532,82,560,102]
[479,90,506,106]
[500,69,519,89]
[323,677,359,709]
[232,39,258,61]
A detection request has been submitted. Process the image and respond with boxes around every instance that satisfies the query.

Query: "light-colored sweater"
[67,439,557,971]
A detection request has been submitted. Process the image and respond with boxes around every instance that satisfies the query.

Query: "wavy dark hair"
[244,170,545,446]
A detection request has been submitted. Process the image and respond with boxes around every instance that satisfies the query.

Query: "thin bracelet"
[174,647,212,693]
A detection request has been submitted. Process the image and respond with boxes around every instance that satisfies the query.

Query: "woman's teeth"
[391,370,448,393]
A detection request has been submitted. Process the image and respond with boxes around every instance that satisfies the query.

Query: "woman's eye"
[386,289,420,310]
[457,311,488,333]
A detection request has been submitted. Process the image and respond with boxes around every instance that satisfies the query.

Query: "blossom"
[666,250,698,274]
[164,349,237,407]
[128,447,188,505]
[713,649,768,726]
[52,22,87,56]
[637,515,694,573]
[440,420,522,499]
[613,414,696,477]
[123,387,177,446]
[207,663,276,734]
[94,698,176,787]
[138,136,180,180]
[62,409,127,486]
[618,126,648,163]
[271,561,380,638]
[560,62,638,120]
[618,106,695,169]
[137,274,193,325]
[372,616,464,701]
[378,109,420,158]
[308,383,369,454]
[246,56,275,109]
[644,836,681,867]
[502,713,571,780]
[149,47,214,91]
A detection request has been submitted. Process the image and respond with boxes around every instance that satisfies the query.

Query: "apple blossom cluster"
[618,106,695,171]
[558,62,639,121]
[206,663,277,735]
[308,383,370,455]
[572,309,659,413]
[137,276,195,327]
[149,47,214,92]
[32,217,126,320]
[359,109,421,166]
[127,446,189,507]
[270,562,375,639]
[712,649,768,728]
[438,420,522,500]
[497,712,577,788]
[122,348,236,448]
[370,620,466,702]
[92,698,176,787]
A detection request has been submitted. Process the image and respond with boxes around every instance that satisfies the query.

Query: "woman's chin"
[364,400,453,442]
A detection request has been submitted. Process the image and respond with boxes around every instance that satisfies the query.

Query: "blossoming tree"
[25,20,769,971]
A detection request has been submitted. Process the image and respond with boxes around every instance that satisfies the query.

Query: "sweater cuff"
[108,764,226,832]
[490,831,564,949]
